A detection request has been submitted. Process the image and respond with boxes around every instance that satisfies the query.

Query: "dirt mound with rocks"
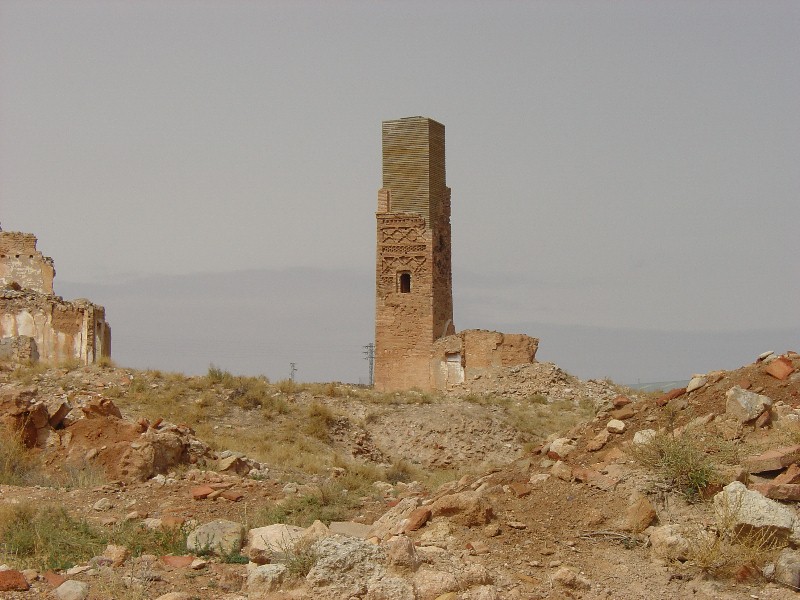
[1,350,800,599]
[449,360,622,409]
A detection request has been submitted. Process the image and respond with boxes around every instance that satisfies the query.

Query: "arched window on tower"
[399,272,411,293]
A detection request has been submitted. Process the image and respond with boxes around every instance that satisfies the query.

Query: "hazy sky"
[2,1,798,384]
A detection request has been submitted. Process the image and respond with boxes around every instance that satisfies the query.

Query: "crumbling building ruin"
[0,230,110,365]
[374,117,538,391]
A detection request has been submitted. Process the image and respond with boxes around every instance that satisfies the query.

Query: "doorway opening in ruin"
[399,272,411,293]
[445,352,464,385]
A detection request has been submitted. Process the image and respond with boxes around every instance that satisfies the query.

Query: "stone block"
[585,429,610,451]
[623,496,657,533]
[606,419,626,434]
[775,548,800,589]
[610,405,635,420]
[329,521,373,538]
[744,445,800,473]
[713,481,796,542]
[186,519,244,556]
[725,386,772,423]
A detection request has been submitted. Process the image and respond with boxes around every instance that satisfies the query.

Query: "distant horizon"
[57,268,798,387]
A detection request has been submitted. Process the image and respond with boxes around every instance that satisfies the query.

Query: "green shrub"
[0,430,41,486]
[0,505,106,570]
[631,431,720,501]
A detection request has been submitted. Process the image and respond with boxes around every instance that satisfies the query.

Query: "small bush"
[631,431,719,501]
[107,521,188,557]
[251,493,352,528]
[0,504,106,570]
[684,491,784,579]
[303,402,335,441]
[284,537,319,579]
[0,429,41,485]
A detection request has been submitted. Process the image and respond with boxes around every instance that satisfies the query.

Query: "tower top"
[381,117,446,227]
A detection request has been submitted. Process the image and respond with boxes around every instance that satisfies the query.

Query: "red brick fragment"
[403,507,432,533]
[657,388,685,407]
[738,378,752,390]
[775,463,800,485]
[745,445,800,473]
[190,485,215,500]
[755,409,772,429]
[161,555,195,568]
[221,490,244,502]
[0,570,30,591]
[750,483,800,502]
[612,395,631,408]
[765,357,795,381]
[43,571,66,588]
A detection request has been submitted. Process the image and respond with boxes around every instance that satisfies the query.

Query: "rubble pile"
[1,350,800,599]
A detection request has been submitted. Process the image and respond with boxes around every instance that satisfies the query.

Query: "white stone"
[632,429,657,445]
[649,524,690,561]
[54,580,89,600]
[549,437,577,458]
[92,498,112,511]
[759,350,775,360]
[774,548,800,589]
[686,376,707,393]
[713,481,796,539]
[186,520,244,556]
[725,386,773,423]
[247,523,304,558]
[245,563,287,591]
[606,419,626,434]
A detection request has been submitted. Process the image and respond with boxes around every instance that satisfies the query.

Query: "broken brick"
[744,445,800,473]
[190,485,215,500]
[403,507,432,533]
[657,388,685,407]
[750,483,800,502]
[775,464,800,485]
[765,357,795,381]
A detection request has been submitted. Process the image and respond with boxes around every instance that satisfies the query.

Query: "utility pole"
[289,362,297,382]
[363,343,374,387]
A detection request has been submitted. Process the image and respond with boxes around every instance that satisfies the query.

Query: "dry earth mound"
[1,351,799,599]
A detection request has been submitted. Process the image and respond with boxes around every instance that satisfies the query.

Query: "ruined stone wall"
[0,335,38,364]
[0,289,110,365]
[374,117,454,391]
[431,330,539,390]
[0,232,55,294]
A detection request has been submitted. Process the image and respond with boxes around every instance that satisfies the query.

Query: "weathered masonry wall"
[375,117,454,391]
[0,232,55,294]
[0,230,111,365]
[0,290,111,365]
[431,330,539,390]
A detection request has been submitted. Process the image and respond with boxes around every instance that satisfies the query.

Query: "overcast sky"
[1,1,798,384]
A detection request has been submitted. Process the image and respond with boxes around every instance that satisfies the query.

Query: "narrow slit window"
[399,272,411,293]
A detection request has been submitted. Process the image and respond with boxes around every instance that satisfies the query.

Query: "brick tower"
[374,117,454,391]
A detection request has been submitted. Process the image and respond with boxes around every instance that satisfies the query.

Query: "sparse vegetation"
[0,429,40,485]
[685,491,784,579]
[0,504,106,570]
[631,429,720,501]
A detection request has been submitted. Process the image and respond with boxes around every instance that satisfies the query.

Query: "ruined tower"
[374,117,454,391]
